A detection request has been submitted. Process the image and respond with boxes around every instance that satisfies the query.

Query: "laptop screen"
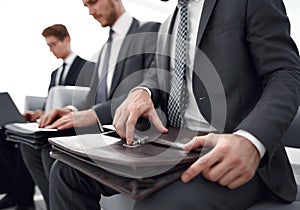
[0,92,26,127]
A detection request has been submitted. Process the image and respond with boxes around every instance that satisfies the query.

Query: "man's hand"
[45,109,98,130]
[181,134,260,189]
[39,108,72,128]
[113,89,168,144]
[23,110,44,122]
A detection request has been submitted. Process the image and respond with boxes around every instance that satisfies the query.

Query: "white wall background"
[0,0,299,111]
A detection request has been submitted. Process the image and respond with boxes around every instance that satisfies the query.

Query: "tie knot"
[62,62,66,70]
[108,29,114,42]
[179,0,188,6]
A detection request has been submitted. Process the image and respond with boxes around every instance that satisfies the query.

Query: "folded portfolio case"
[49,127,211,199]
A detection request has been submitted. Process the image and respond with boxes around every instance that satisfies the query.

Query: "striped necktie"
[167,0,189,128]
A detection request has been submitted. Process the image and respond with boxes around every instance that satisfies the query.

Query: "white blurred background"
[0,0,299,111]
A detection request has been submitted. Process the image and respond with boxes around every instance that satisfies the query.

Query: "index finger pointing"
[125,111,141,143]
[148,109,168,134]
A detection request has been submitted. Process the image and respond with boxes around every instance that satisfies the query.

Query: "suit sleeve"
[236,0,300,159]
[48,70,57,92]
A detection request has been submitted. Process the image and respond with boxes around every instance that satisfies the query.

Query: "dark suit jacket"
[48,55,95,91]
[141,0,300,202]
[45,55,95,111]
[84,19,160,124]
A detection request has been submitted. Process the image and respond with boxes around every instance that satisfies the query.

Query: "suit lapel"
[156,8,178,95]
[157,8,177,72]
[192,0,218,127]
[64,56,79,83]
[108,18,140,99]
[196,0,217,47]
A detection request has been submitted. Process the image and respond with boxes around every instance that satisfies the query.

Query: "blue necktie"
[167,0,189,128]
[96,29,114,104]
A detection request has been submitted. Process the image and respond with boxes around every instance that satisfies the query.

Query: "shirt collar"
[63,52,76,66]
[111,12,133,38]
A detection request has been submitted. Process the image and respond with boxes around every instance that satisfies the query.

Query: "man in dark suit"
[50,0,300,209]
[23,24,94,122]
[18,24,95,210]
[0,24,94,210]
[23,0,160,209]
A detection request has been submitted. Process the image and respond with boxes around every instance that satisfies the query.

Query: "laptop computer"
[0,92,26,128]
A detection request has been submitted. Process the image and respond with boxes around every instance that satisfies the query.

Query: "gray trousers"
[0,136,34,206]
[21,144,55,210]
[50,160,269,210]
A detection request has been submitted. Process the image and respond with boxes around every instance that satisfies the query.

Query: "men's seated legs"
[0,134,35,210]
[50,160,269,210]
[20,144,55,210]
[50,161,118,210]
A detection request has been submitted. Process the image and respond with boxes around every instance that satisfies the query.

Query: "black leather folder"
[49,128,211,199]
[5,123,103,149]
[4,123,73,149]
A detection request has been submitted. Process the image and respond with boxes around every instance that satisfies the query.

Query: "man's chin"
[100,23,109,27]
[95,18,108,27]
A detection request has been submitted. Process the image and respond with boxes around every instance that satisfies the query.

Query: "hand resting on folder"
[38,107,72,128]
[113,89,261,189]
[23,109,45,122]
[39,108,98,130]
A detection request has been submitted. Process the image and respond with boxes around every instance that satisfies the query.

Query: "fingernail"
[181,174,190,183]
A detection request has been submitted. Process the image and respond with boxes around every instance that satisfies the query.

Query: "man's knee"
[50,160,68,183]
[20,144,35,163]
[50,160,81,188]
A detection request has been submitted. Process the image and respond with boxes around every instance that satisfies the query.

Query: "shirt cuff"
[234,130,266,159]
[65,105,78,112]
[130,86,151,96]
[91,106,104,133]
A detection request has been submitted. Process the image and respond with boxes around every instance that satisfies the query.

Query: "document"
[12,122,57,132]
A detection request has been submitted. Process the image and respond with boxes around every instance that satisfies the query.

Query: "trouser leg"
[50,160,118,210]
[20,144,54,209]
[11,148,35,206]
[0,136,34,206]
[133,173,267,210]
[0,136,17,193]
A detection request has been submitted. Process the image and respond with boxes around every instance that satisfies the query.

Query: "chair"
[248,107,300,209]
[45,86,90,111]
[24,96,46,112]
[100,108,300,210]
[283,108,300,149]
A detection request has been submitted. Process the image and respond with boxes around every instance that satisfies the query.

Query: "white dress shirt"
[55,52,76,86]
[97,12,133,96]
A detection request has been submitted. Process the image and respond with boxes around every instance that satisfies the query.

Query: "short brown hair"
[42,24,70,41]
